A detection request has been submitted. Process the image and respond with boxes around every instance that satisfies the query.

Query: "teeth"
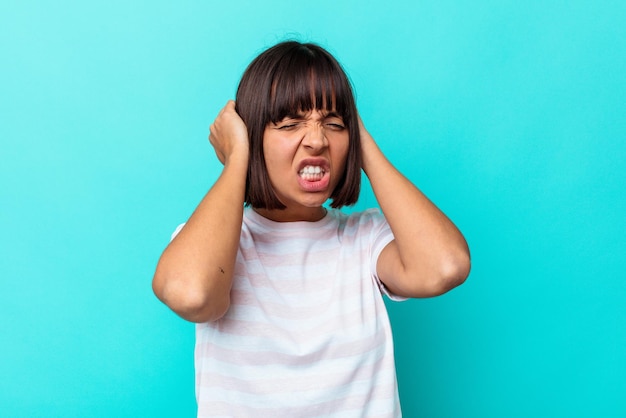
[299,165,324,175]
[299,165,325,181]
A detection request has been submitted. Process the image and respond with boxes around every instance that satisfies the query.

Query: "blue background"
[1,1,625,416]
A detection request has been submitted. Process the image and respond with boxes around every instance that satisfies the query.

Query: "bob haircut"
[235,41,362,210]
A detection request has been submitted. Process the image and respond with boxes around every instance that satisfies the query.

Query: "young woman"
[153,41,470,417]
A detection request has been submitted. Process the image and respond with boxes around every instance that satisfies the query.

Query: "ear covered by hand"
[208,100,249,165]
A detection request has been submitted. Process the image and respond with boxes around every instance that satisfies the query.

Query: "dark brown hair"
[235,41,361,209]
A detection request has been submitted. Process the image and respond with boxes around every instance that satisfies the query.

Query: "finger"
[214,149,225,165]
[208,129,216,145]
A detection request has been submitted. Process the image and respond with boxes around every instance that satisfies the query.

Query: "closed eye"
[323,112,346,130]
[325,122,346,131]
[276,122,300,130]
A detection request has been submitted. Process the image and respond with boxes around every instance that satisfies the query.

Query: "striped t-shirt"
[193,207,402,417]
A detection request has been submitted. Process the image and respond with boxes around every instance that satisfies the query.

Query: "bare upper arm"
[376,239,459,298]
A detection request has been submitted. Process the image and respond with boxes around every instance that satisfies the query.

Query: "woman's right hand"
[155,101,249,323]
[209,100,249,165]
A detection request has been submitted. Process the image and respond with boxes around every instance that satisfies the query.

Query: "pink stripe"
[197,352,391,394]
[228,288,338,319]
[201,356,392,395]
[244,226,339,244]
[246,246,350,266]
[230,270,379,316]
[234,248,371,289]
[198,392,399,418]
[209,302,385,345]
[197,322,387,366]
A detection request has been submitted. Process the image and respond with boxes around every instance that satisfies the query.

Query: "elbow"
[415,249,470,297]
[152,269,230,323]
[392,253,470,298]
[437,252,471,293]
[433,248,471,295]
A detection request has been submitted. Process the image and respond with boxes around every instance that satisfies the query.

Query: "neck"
[253,206,327,222]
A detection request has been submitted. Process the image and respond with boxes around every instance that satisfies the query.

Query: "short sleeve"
[170,223,185,241]
[365,209,407,302]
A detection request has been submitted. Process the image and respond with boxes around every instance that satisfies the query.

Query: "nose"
[302,123,327,152]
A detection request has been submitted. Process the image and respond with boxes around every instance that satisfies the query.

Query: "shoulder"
[330,208,384,226]
[333,208,387,231]
[328,208,390,243]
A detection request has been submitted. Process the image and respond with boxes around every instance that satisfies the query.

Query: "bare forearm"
[361,134,470,296]
[153,151,248,322]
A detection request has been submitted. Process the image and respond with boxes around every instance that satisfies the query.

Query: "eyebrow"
[282,110,343,120]
[282,112,306,121]
[324,111,342,119]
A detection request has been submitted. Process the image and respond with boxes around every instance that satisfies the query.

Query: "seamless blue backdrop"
[1,1,625,417]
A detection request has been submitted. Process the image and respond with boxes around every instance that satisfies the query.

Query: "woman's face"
[259,108,349,221]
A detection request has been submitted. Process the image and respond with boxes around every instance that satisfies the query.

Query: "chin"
[301,193,332,207]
